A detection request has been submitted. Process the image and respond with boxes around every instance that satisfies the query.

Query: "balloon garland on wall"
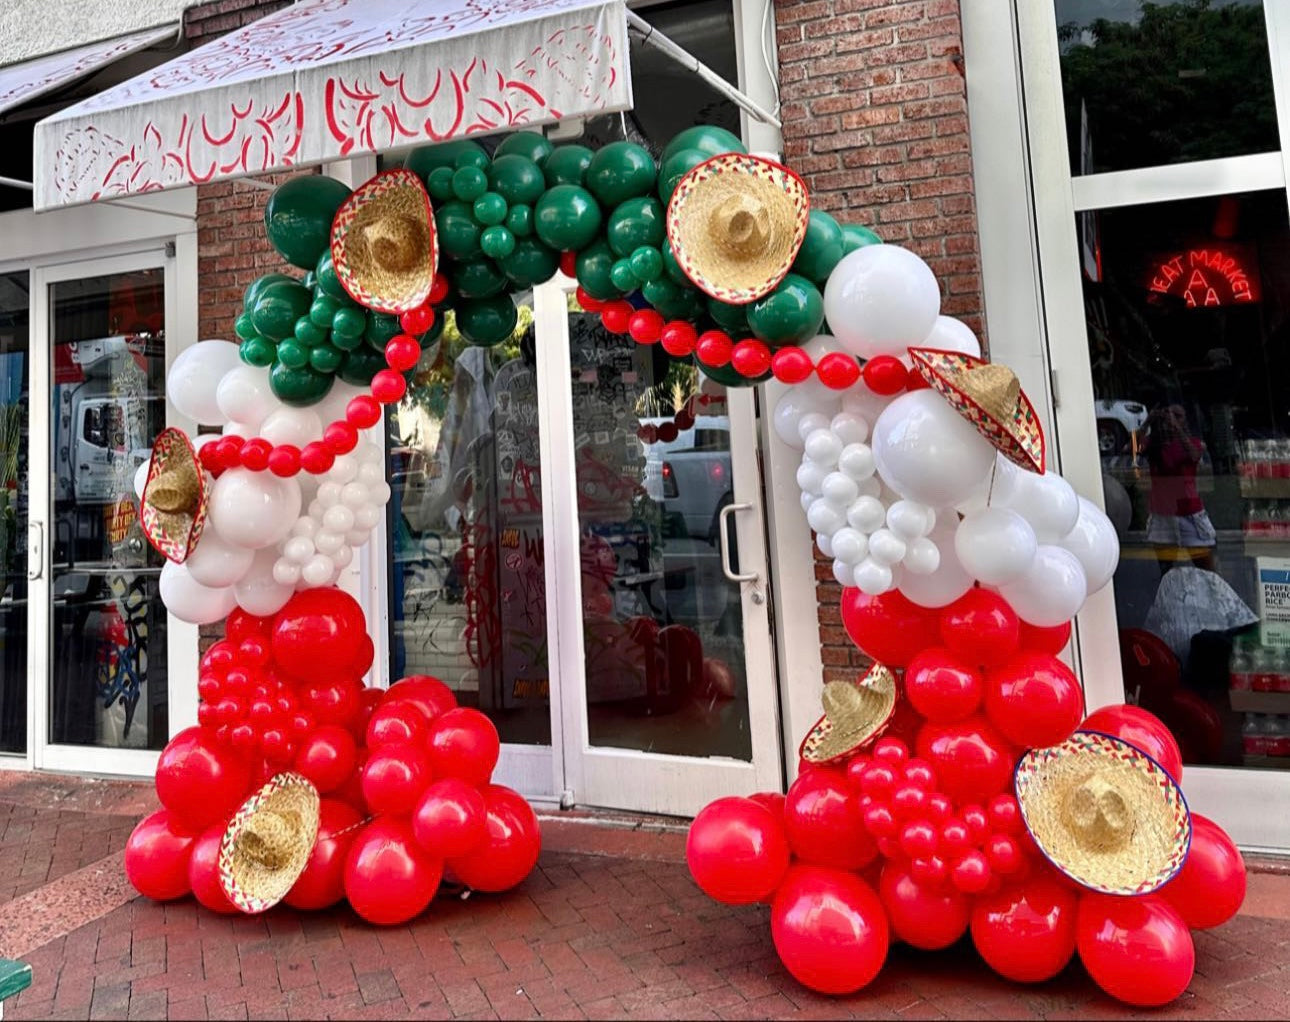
[130,124,1243,979]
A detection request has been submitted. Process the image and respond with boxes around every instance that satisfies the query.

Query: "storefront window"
[1078,189,1290,769]
[1056,0,1277,175]
[0,271,27,754]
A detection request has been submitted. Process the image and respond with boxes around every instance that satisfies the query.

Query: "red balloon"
[861,355,908,396]
[366,702,430,748]
[1019,619,1072,656]
[1161,815,1245,929]
[904,648,983,723]
[286,799,365,910]
[771,346,814,385]
[1159,689,1224,766]
[916,716,1015,804]
[412,778,489,860]
[448,785,541,893]
[879,860,970,950]
[940,589,1020,668]
[984,652,1084,748]
[841,588,941,667]
[125,810,196,902]
[351,633,376,677]
[361,742,433,816]
[784,770,878,871]
[225,608,272,644]
[353,686,385,739]
[747,791,786,820]
[1081,704,1183,782]
[771,865,888,994]
[344,817,442,925]
[155,726,253,832]
[293,725,358,794]
[816,352,860,390]
[426,708,500,786]
[686,797,791,905]
[333,749,369,814]
[971,872,1077,982]
[302,678,361,728]
[271,588,368,684]
[382,675,458,722]
[1076,894,1195,1007]
[188,824,238,915]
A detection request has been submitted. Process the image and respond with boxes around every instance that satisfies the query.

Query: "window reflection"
[0,271,28,754]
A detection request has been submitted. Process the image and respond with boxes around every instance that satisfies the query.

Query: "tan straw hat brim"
[331,168,437,315]
[140,428,209,564]
[1014,730,1191,896]
[666,153,809,305]
[799,663,897,764]
[219,773,321,914]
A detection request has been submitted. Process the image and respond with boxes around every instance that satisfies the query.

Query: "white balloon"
[920,315,981,358]
[831,527,868,565]
[804,429,843,467]
[1060,496,1120,595]
[998,545,1088,627]
[273,558,302,586]
[132,462,149,502]
[832,559,855,587]
[261,407,323,450]
[830,412,869,445]
[807,498,847,536]
[955,507,1038,586]
[208,468,302,549]
[233,547,294,616]
[314,380,370,427]
[824,246,941,360]
[191,433,221,452]
[315,530,346,555]
[955,453,1022,513]
[185,531,255,588]
[332,545,354,569]
[846,495,887,533]
[358,462,385,487]
[797,461,829,496]
[167,341,244,425]
[904,536,940,575]
[871,389,994,507]
[897,517,973,608]
[302,553,336,587]
[215,364,279,428]
[887,499,933,539]
[856,476,882,499]
[842,382,895,427]
[837,443,876,481]
[368,480,392,505]
[222,419,257,438]
[323,504,356,533]
[317,482,343,507]
[799,491,816,513]
[159,561,237,625]
[330,455,358,484]
[999,469,1080,542]
[816,532,835,558]
[342,482,369,508]
[773,380,841,450]
[284,536,315,563]
[291,517,319,539]
[853,558,894,595]
[346,529,369,546]
[867,528,907,566]
[821,472,860,506]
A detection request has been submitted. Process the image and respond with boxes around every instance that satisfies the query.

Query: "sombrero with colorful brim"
[1014,730,1191,896]
[140,428,209,563]
[330,168,437,314]
[908,349,1046,474]
[219,773,320,914]
[666,153,810,305]
[799,663,897,764]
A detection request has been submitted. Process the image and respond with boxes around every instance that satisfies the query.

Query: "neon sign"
[1149,248,1258,307]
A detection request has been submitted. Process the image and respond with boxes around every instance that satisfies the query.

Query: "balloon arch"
[131,125,1244,1005]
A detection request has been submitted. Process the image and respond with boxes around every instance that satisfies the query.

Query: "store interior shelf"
[1243,538,1290,558]
[1231,690,1290,713]
[1239,477,1290,499]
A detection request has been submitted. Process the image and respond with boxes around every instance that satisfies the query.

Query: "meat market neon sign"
[1149,248,1258,307]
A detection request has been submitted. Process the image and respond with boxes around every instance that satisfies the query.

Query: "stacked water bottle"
[1231,639,1290,759]
[1239,438,1290,482]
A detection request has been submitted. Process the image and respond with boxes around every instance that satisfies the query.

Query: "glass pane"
[1077,189,1290,771]
[49,269,168,749]
[388,299,551,745]
[568,310,752,760]
[1056,0,1278,175]
[0,271,28,754]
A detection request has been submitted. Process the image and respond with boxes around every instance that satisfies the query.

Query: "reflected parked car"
[1095,398,1148,454]
[642,416,733,542]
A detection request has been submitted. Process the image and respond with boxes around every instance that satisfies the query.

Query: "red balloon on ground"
[771,865,889,995]
[686,797,791,905]
[904,648,983,723]
[1081,704,1183,782]
[271,588,368,685]
[155,726,253,833]
[879,860,970,950]
[352,686,385,738]
[125,810,196,902]
[426,708,500,787]
[784,770,878,871]
[841,588,941,667]
[1019,619,1072,656]
[413,778,489,861]
[1076,894,1195,1007]
[915,716,1015,804]
[366,702,430,748]
[984,652,1084,748]
[747,791,786,819]
[302,678,362,728]
[940,589,1020,668]
[293,725,358,794]
[332,749,368,814]
[382,675,458,722]
[448,785,541,893]
[286,799,365,910]
[971,872,1078,982]
[343,817,442,925]
[361,742,433,816]
[1160,814,1246,929]
[188,824,238,915]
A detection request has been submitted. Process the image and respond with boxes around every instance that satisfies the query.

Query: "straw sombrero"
[908,349,1046,474]
[218,773,321,914]
[799,663,897,764]
[666,153,809,305]
[330,169,437,314]
[140,428,209,563]
[1014,730,1191,896]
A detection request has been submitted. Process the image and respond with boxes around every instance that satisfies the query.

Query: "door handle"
[27,522,43,581]
[718,501,758,584]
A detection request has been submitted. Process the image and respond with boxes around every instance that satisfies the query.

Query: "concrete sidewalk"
[0,772,1286,1021]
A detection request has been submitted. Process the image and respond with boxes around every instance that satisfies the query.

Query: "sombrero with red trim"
[330,168,437,314]
[666,153,809,305]
[140,428,209,563]
[799,662,897,764]
[908,349,1046,474]
[219,773,320,914]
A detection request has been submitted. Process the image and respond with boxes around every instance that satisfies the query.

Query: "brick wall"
[773,0,985,683]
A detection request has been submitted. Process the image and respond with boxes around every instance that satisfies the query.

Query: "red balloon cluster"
[126,587,542,926]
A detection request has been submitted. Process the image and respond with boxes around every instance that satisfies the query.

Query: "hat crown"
[362,214,424,274]
[821,679,861,721]
[239,811,297,871]
[958,363,1021,421]
[710,194,770,257]
[147,463,199,514]
[1064,774,1133,851]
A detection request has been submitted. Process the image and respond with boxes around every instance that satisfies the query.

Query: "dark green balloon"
[495,131,554,166]
[473,192,509,226]
[294,316,328,347]
[243,273,295,314]
[332,306,367,340]
[657,147,707,203]
[365,312,401,347]
[420,312,446,345]
[310,293,341,328]
[276,339,309,369]
[575,240,622,301]
[481,225,517,260]
[609,259,639,292]
[270,362,334,406]
[452,166,488,202]
[652,286,705,322]
[585,142,657,208]
[332,328,364,352]
[842,223,883,253]
[309,344,344,374]
[661,125,746,164]
[505,203,534,237]
[500,238,560,288]
[314,249,353,302]
[252,281,313,341]
[302,271,317,290]
[707,296,749,334]
[454,257,509,298]
[264,176,351,270]
[606,197,665,257]
[543,144,594,188]
[337,347,386,387]
[701,359,770,387]
[534,185,603,252]
[487,155,545,206]
[630,246,663,282]
[406,140,489,181]
[427,166,456,202]
[234,312,258,341]
[793,211,846,284]
[239,337,276,368]
[662,239,692,287]
[641,276,681,307]
[456,295,519,347]
[745,273,824,346]
[435,201,482,260]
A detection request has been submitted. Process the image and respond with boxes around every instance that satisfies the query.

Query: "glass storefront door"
[0,271,29,757]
